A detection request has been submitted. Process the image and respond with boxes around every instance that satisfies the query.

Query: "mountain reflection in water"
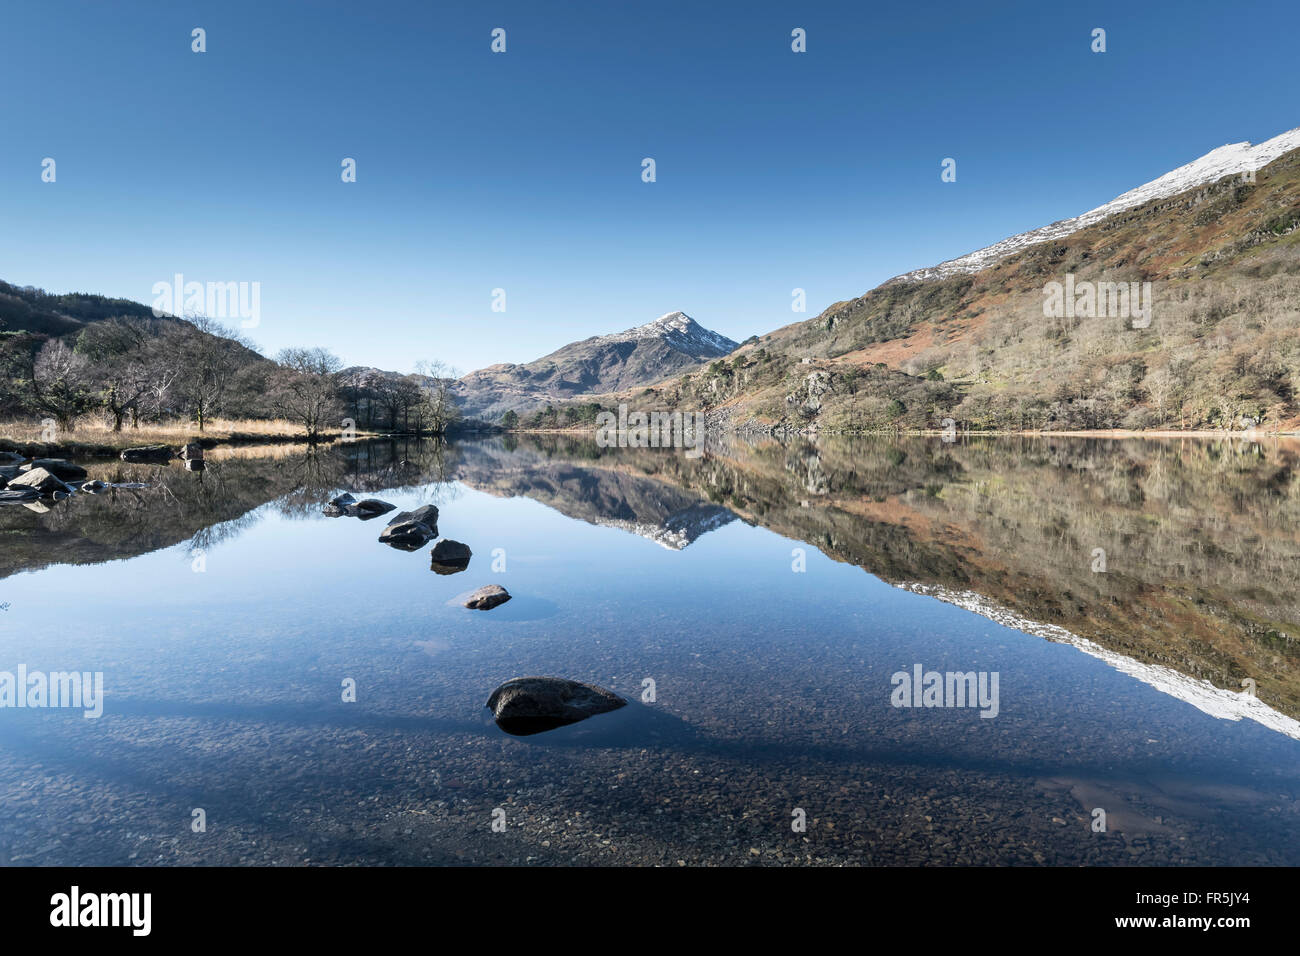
[2,433,1299,865]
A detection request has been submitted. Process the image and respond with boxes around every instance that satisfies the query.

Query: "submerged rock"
[462,584,510,610]
[430,539,472,574]
[120,445,174,463]
[486,677,627,735]
[323,492,357,516]
[7,467,73,496]
[20,458,87,480]
[353,498,397,519]
[0,451,25,465]
[379,504,439,549]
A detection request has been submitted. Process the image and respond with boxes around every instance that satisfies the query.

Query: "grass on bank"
[0,416,382,457]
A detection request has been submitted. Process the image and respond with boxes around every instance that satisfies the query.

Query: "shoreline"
[505,425,1298,440]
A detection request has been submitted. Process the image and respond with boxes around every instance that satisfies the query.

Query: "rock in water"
[120,445,174,463]
[7,467,73,496]
[179,442,204,461]
[486,677,627,735]
[462,584,510,609]
[378,504,438,549]
[19,458,87,480]
[323,492,357,517]
[430,539,472,574]
[353,499,397,519]
[80,480,110,494]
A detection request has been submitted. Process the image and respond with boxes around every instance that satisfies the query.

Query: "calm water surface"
[1,435,1297,865]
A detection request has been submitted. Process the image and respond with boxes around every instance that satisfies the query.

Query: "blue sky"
[3,0,1298,374]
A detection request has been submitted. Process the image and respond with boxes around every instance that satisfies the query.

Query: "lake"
[1,434,1298,865]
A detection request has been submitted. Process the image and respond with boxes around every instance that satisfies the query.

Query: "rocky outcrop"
[486,676,626,735]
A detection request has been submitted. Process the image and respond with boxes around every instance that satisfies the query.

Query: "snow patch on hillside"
[893,126,1300,283]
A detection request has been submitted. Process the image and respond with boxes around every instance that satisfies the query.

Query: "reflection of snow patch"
[594,508,736,550]
[893,127,1300,283]
[898,581,1300,741]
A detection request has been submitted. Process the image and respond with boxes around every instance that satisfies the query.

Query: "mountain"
[452,437,738,549]
[895,126,1300,283]
[452,311,738,422]
[585,126,1300,434]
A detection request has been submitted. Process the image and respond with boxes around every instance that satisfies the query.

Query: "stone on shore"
[7,467,73,496]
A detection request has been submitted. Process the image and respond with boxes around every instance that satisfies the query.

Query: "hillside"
[0,280,160,338]
[452,311,738,421]
[581,131,1300,434]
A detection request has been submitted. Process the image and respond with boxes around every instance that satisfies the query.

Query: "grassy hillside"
[582,145,1300,434]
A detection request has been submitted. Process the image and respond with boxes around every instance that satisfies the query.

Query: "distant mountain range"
[451,311,739,421]
[8,124,1300,434]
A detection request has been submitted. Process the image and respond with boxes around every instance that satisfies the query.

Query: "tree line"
[0,313,460,440]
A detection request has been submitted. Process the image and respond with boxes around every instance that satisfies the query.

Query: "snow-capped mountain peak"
[893,125,1300,283]
[596,311,738,357]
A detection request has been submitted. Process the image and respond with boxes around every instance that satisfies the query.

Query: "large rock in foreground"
[378,504,439,549]
[486,677,627,736]
[462,584,510,609]
[121,445,174,463]
[430,539,472,574]
[7,467,73,496]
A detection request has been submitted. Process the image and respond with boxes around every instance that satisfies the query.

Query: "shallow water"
[0,435,1297,865]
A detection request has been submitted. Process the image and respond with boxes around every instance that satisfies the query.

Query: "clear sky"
[3,0,1298,374]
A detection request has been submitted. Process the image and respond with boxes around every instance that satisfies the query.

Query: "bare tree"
[23,339,94,430]
[173,315,253,431]
[413,359,461,434]
[269,347,343,441]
